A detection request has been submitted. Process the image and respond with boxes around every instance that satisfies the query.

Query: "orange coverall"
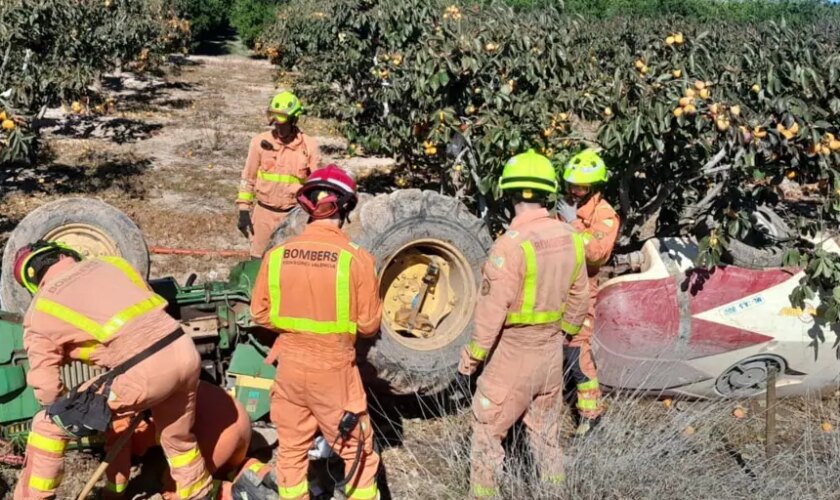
[104,381,252,499]
[237,130,321,258]
[14,256,210,500]
[458,208,590,498]
[251,222,383,500]
[568,193,619,419]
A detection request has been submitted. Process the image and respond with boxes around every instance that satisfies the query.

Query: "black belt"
[257,201,294,213]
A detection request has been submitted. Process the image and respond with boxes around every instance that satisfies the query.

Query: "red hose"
[149,246,251,258]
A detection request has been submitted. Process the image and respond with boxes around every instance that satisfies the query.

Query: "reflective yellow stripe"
[258,170,303,184]
[101,296,166,337]
[505,240,564,326]
[97,256,147,290]
[168,447,201,468]
[467,340,487,361]
[268,246,284,328]
[346,482,378,499]
[248,461,265,473]
[77,341,99,362]
[472,484,498,497]
[561,320,582,335]
[571,233,585,283]
[237,191,255,201]
[577,398,599,410]
[178,472,210,499]
[520,241,537,313]
[27,432,66,454]
[29,474,62,491]
[577,378,600,391]
[107,481,128,493]
[268,247,357,334]
[279,479,308,498]
[36,295,166,343]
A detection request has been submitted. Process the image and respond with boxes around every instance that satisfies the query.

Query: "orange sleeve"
[582,204,619,267]
[354,251,383,337]
[466,239,523,360]
[23,325,65,405]
[237,136,261,208]
[250,256,273,328]
[562,239,591,335]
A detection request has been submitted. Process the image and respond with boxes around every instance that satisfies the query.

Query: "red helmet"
[296,165,358,219]
[13,241,82,294]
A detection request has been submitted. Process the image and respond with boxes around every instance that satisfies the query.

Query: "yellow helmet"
[498,149,558,195]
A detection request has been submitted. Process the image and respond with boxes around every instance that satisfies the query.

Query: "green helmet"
[268,91,303,123]
[563,149,608,185]
[498,149,558,194]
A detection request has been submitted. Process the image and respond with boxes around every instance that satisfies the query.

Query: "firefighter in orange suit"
[458,150,590,498]
[11,242,210,499]
[104,381,253,499]
[556,149,620,436]
[237,91,321,258]
[251,165,383,500]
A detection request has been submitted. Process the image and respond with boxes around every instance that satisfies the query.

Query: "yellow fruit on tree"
[673,107,684,118]
[674,33,685,45]
[822,421,833,433]
[684,104,697,115]
[665,36,675,46]
[699,89,710,100]
[830,140,840,151]
[71,101,82,113]
[684,88,696,98]
[732,407,746,419]
[679,97,693,107]
[425,146,438,156]
[484,42,498,52]
[543,128,553,138]
[672,69,682,78]
[635,60,645,70]
[710,103,720,115]
[694,80,706,91]
[641,66,649,75]
[751,84,761,93]
[821,146,832,156]
[730,105,741,117]
[663,398,673,409]
[754,127,767,139]
[559,112,568,121]
[2,119,15,131]
[0,111,6,121]
[603,107,613,117]
[787,170,797,179]
[716,118,730,132]
[466,105,476,115]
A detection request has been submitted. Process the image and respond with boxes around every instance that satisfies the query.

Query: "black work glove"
[238,210,254,237]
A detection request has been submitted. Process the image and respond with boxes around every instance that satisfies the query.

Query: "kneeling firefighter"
[104,380,274,500]
[556,149,620,436]
[12,242,211,500]
[251,165,384,500]
[458,150,590,498]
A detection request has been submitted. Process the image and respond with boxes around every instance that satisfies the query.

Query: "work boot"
[574,415,602,438]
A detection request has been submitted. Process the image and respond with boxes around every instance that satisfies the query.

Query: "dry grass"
[367,383,840,500]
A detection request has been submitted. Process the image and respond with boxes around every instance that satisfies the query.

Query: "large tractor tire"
[271,189,493,396]
[1,198,149,313]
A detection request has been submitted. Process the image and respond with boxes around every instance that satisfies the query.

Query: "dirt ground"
[1,46,839,500]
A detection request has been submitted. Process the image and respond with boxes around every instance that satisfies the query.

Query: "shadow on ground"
[0,160,150,200]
